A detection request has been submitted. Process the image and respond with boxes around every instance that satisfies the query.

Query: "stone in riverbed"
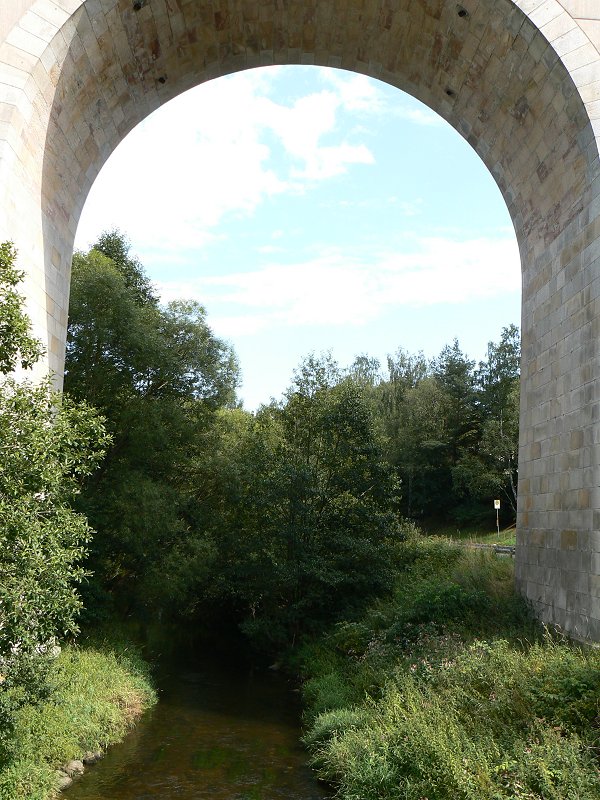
[56,771,73,791]
[83,751,103,765]
[64,759,85,776]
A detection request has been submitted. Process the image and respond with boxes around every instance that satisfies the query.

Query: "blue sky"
[74,66,521,409]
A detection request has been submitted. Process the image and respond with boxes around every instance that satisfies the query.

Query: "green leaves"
[64,232,240,619]
[0,242,43,374]
[0,379,110,670]
[372,327,521,524]
[200,355,404,650]
[66,237,239,409]
[0,244,110,759]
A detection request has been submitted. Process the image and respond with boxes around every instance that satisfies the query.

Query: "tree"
[390,376,452,518]
[373,332,520,525]
[431,339,480,464]
[66,242,238,407]
[471,326,520,514]
[0,243,109,760]
[194,354,404,652]
[64,233,240,618]
[93,228,157,306]
[476,323,520,418]
[452,326,521,520]
[346,353,383,388]
[0,241,43,373]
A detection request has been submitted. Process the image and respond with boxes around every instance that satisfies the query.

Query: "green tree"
[476,323,520,418]
[196,354,404,651]
[0,243,109,760]
[453,326,521,517]
[0,241,43,373]
[391,376,451,518]
[431,339,479,465]
[93,228,157,306]
[64,234,239,618]
[374,333,519,525]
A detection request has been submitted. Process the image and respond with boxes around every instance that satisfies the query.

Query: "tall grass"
[300,537,600,800]
[0,641,156,800]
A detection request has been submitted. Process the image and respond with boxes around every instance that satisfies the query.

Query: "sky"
[74,66,521,410]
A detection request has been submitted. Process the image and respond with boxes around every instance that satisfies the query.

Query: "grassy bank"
[424,521,517,547]
[0,640,156,800]
[299,537,600,800]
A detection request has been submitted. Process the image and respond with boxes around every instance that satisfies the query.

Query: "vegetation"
[64,232,521,641]
[365,324,520,526]
[0,242,111,764]
[0,640,155,800]
[0,242,43,373]
[177,354,407,652]
[65,235,405,652]
[0,242,154,800]
[64,231,239,620]
[299,537,600,800]
[3,230,597,799]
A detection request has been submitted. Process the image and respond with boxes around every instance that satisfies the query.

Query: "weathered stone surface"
[83,751,103,765]
[56,771,73,791]
[1,0,600,641]
[64,759,85,776]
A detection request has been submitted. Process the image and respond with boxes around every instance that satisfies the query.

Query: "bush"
[301,538,600,800]
[302,707,368,750]
[0,641,155,800]
[0,242,111,763]
[302,672,356,720]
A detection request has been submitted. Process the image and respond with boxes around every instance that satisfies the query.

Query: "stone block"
[1,0,600,643]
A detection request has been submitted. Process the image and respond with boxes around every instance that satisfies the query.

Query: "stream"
[65,652,329,800]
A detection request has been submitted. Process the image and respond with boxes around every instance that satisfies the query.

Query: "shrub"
[0,641,155,800]
[301,538,600,800]
[302,707,368,750]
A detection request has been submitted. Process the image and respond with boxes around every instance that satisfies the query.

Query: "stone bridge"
[1,0,599,641]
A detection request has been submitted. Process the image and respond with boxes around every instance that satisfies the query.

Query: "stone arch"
[1,0,600,641]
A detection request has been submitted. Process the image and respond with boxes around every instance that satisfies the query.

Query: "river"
[66,652,330,800]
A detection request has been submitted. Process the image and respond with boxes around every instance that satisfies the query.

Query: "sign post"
[494,499,500,537]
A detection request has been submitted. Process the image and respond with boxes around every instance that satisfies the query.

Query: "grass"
[424,521,517,547]
[299,536,600,800]
[0,639,156,800]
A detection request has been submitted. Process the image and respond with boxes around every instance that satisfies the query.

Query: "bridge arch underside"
[1,0,600,640]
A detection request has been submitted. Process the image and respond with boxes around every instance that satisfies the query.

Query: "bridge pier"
[1,0,599,640]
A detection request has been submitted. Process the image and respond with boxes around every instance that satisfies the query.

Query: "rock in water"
[83,751,104,765]
[64,759,85,776]
[56,772,73,791]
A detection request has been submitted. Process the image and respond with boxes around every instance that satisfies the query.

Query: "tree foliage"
[163,354,405,652]
[64,233,240,618]
[0,243,109,761]
[0,242,43,373]
[64,228,521,650]
[373,328,520,524]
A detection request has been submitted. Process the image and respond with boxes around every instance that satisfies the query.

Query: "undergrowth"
[300,536,600,800]
[0,640,156,800]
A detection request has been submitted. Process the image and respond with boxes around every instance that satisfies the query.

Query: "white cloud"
[319,69,442,127]
[319,68,385,112]
[395,106,443,126]
[75,67,380,253]
[258,244,284,254]
[388,197,424,216]
[155,234,521,338]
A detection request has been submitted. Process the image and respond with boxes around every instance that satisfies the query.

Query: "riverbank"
[0,640,156,800]
[63,652,328,800]
[298,537,600,800]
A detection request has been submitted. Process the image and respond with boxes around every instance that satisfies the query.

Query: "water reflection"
[67,658,329,800]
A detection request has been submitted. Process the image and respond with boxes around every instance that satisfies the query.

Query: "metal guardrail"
[467,543,516,557]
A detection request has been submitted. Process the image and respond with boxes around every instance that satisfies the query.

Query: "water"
[66,655,329,800]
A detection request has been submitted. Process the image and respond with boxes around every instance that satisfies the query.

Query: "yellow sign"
[494,499,501,510]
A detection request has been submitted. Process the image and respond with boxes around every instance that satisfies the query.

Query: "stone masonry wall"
[0,0,599,641]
